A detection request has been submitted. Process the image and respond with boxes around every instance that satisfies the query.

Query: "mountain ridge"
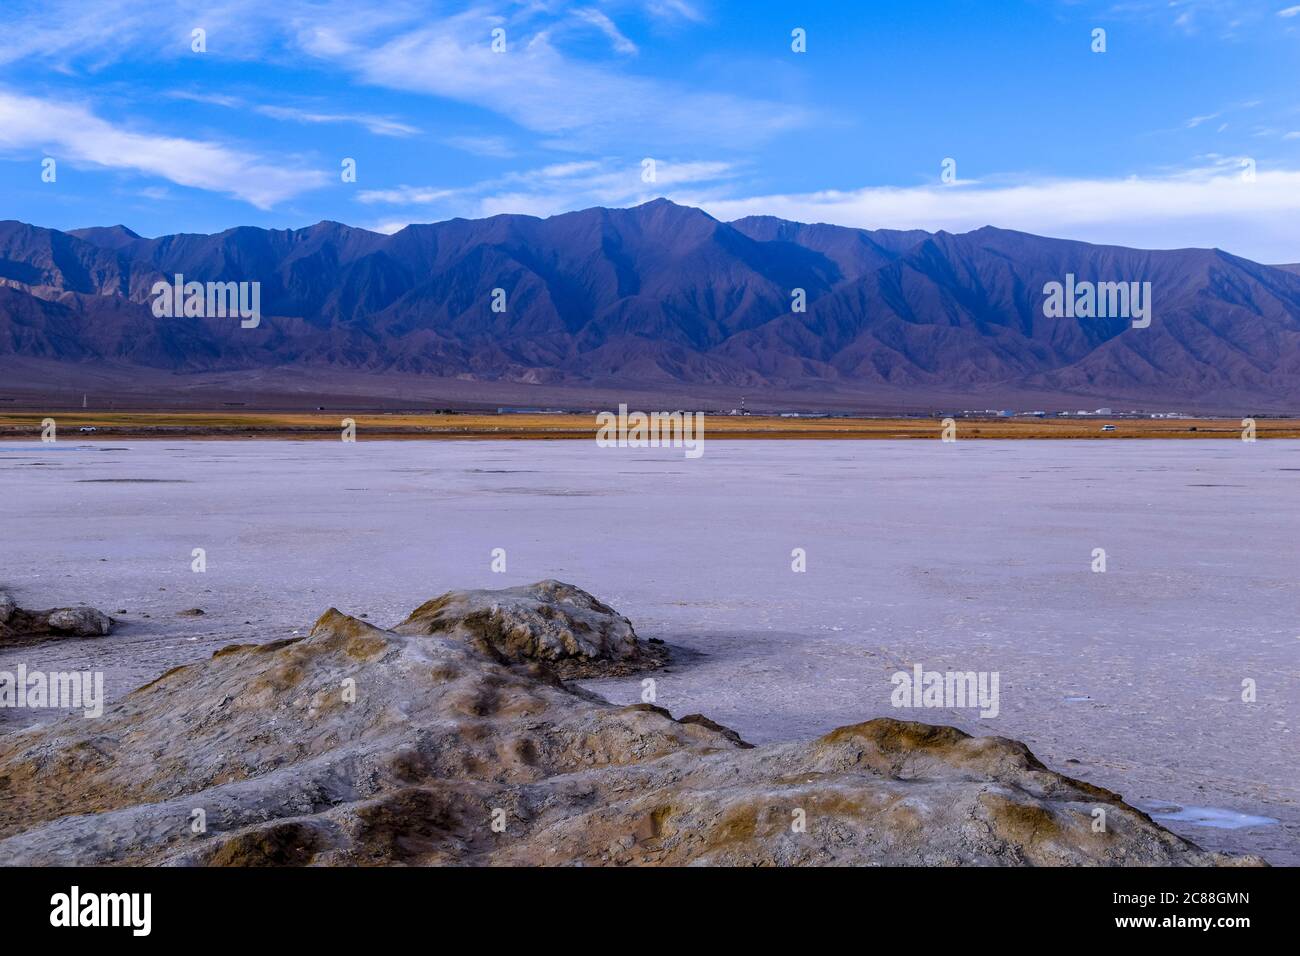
[2,199,1298,411]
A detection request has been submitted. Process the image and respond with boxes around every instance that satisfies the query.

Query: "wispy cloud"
[0,90,327,208]
[0,2,799,151]
[254,105,416,137]
[357,185,460,205]
[354,155,1300,261]
[301,10,802,150]
[1151,99,1262,137]
[358,157,737,229]
[678,162,1300,262]
[0,0,165,67]
[168,91,418,137]
[1066,0,1279,36]
[573,8,639,55]
[444,134,515,158]
[644,0,704,22]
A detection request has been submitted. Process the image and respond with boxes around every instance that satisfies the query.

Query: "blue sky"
[1,0,1298,260]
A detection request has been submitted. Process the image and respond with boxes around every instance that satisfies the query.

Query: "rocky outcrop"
[44,607,114,636]
[395,579,664,677]
[0,589,113,642]
[0,582,1263,866]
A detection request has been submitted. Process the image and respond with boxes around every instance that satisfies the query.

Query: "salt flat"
[1,438,1296,863]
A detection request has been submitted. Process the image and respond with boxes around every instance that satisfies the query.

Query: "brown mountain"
[1,200,1297,411]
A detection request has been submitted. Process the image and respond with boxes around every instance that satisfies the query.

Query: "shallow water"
[1146,805,1281,830]
[1,438,1296,863]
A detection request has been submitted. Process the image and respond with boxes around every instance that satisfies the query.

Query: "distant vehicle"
[78,426,98,433]
[1100,424,1116,432]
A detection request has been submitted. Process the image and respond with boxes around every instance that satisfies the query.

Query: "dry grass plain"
[1,411,1298,440]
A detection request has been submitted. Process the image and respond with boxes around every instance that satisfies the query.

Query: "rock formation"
[394,579,664,677]
[0,581,1263,866]
[0,588,113,643]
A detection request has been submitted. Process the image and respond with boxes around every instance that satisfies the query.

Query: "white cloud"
[354,158,1300,261]
[253,105,418,137]
[359,157,737,227]
[167,91,243,109]
[444,134,515,158]
[367,218,419,235]
[357,186,460,205]
[572,8,638,55]
[676,164,1300,263]
[1067,0,1283,36]
[310,12,801,150]
[0,90,327,208]
[0,2,798,151]
[645,0,704,22]
[353,158,1300,261]
[477,159,735,216]
[167,91,417,137]
[1277,5,1300,17]
[0,0,162,66]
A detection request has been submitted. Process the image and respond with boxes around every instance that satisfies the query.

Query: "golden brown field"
[1,411,1297,439]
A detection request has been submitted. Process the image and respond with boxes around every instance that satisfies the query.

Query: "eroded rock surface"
[0,581,1262,867]
[395,579,664,677]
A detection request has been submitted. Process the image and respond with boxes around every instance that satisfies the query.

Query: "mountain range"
[2,198,1298,412]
